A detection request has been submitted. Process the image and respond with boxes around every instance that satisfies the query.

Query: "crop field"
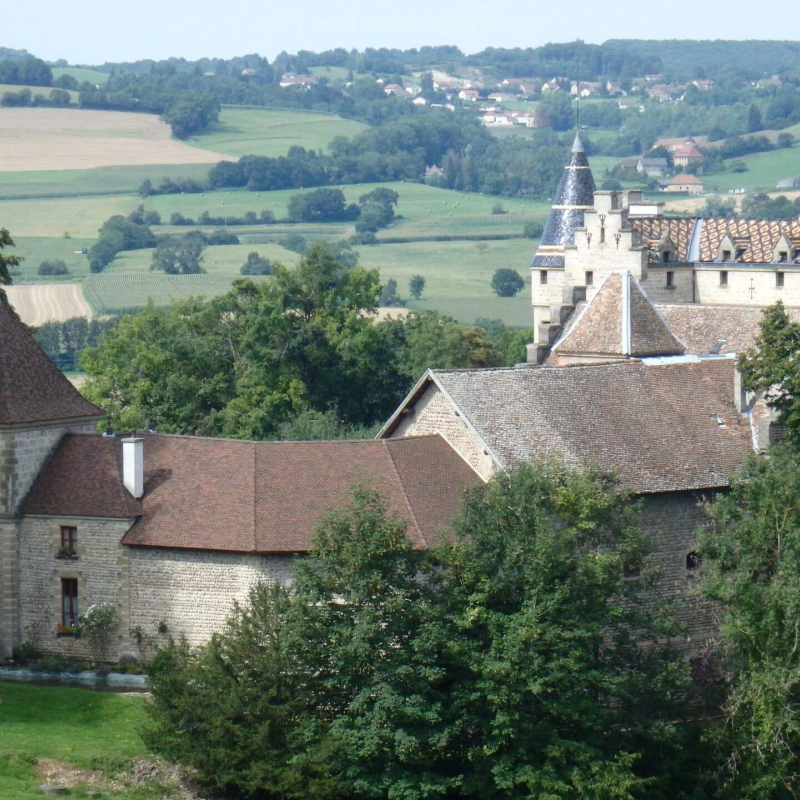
[188,107,368,158]
[83,272,273,314]
[0,108,230,172]
[0,84,78,103]
[51,66,110,85]
[5,283,92,325]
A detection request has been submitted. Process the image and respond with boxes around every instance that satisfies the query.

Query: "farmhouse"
[673,142,703,168]
[660,174,704,194]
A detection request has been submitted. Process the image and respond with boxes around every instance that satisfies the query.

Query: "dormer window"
[736,248,746,260]
[662,250,672,263]
[777,271,785,288]
[722,250,732,262]
[779,251,788,263]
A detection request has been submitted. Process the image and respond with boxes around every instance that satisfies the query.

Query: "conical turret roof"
[0,301,102,426]
[551,271,686,359]
[531,132,596,267]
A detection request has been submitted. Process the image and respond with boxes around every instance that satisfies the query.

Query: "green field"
[0,682,152,799]
[0,163,212,200]
[188,107,368,158]
[52,66,110,85]
[84,272,272,314]
[0,84,78,103]
[6,237,93,281]
[706,143,800,192]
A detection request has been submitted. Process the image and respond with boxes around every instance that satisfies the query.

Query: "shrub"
[38,259,69,276]
[241,252,273,276]
[523,218,546,239]
[491,202,507,215]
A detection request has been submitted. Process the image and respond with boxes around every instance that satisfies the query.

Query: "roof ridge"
[383,439,426,546]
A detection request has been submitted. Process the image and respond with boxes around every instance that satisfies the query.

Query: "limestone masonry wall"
[696,267,800,307]
[390,384,494,481]
[128,548,295,650]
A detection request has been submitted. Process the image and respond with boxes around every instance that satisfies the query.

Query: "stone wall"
[640,267,695,304]
[17,516,131,661]
[127,548,295,652]
[0,423,96,519]
[696,266,800,307]
[388,383,495,481]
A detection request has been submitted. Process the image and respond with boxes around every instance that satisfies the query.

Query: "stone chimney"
[122,437,144,499]
[733,368,748,413]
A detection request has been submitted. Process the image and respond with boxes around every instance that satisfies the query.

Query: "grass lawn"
[0,84,78,103]
[0,682,157,799]
[187,107,368,158]
[52,67,110,85]
[0,163,212,200]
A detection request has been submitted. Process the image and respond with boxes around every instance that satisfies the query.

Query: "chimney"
[122,437,144,499]
[734,368,748,414]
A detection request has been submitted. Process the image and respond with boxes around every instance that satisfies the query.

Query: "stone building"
[0,303,481,661]
[528,133,800,365]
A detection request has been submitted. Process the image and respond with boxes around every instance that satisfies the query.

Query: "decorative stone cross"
[749,278,755,299]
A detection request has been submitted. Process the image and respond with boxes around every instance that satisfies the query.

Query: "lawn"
[706,143,800,192]
[0,682,157,799]
[52,67,110,85]
[0,84,78,103]
[187,107,368,158]
[7,237,93,282]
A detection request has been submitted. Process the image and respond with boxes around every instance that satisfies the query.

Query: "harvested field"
[0,108,231,172]
[5,283,92,325]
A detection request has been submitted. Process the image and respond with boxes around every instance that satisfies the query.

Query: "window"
[540,270,548,285]
[623,566,641,580]
[777,271,785,288]
[60,526,76,556]
[61,578,78,627]
[720,270,728,286]
[722,250,732,262]
[662,250,671,263]
[779,251,788,263]
[686,552,702,572]
[666,271,674,287]
[736,248,746,260]
[585,270,594,286]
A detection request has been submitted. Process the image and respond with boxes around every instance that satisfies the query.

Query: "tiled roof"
[24,433,481,552]
[674,143,703,159]
[0,302,102,426]
[655,303,800,355]
[553,272,686,358]
[632,217,696,261]
[666,174,703,185]
[531,132,596,268]
[431,359,753,494]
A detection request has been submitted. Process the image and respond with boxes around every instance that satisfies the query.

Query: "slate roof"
[23,433,481,553]
[552,272,686,358]
[531,132,596,267]
[427,359,753,494]
[0,302,102,426]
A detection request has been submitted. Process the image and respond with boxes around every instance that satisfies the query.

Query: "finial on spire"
[571,131,584,153]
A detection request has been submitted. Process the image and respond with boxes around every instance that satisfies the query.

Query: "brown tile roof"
[699,216,800,263]
[24,433,481,552]
[428,359,753,494]
[553,272,685,358]
[655,303,800,355]
[666,174,703,185]
[674,143,703,159]
[0,303,102,426]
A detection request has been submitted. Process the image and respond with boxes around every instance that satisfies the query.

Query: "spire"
[551,272,686,362]
[531,132,596,268]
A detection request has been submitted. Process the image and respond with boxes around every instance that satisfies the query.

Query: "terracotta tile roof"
[0,302,102,426]
[666,174,703,185]
[674,143,703,159]
[553,272,685,358]
[699,216,800,263]
[655,303,800,355]
[24,433,481,552]
[431,359,753,494]
[22,434,140,518]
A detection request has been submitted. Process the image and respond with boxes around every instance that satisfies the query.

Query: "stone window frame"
[776,271,785,288]
[51,570,85,634]
[585,270,594,286]
[666,271,675,288]
[48,522,88,634]
[49,523,87,560]
[540,270,548,285]
[719,270,729,287]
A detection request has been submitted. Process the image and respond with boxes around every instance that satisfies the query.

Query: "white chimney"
[122,437,144,499]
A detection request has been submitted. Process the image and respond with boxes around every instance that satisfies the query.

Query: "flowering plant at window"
[56,623,77,635]
[77,603,119,659]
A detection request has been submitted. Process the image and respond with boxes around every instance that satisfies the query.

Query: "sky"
[6,0,800,65]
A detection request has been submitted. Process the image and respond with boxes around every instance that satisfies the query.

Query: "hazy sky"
[6,0,800,65]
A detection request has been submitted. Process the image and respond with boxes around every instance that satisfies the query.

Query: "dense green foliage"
[0,228,21,308]
[740,193,800,219]
[80,245,525,436]
[0,56,52,86]
[88,214,157,273]
[699,446,800,797]
[146,463,703,799]
[34,316,118,371]
[738,302,800,447]
[491,267,525,297]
